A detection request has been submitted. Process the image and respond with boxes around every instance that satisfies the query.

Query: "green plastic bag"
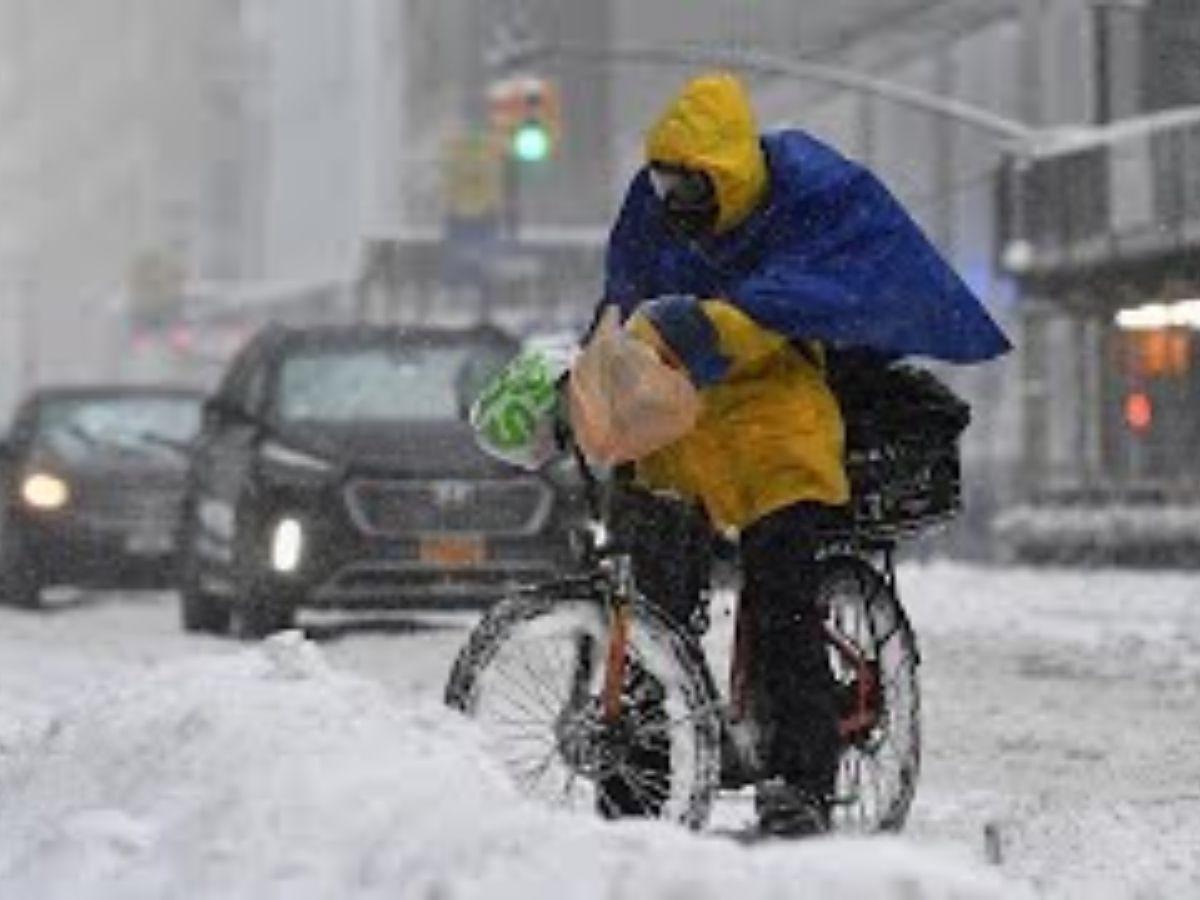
[470,347,572,470]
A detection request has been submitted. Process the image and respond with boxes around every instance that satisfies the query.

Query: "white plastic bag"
[568,306,699,465]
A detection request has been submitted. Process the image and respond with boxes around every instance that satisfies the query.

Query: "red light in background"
[167,325,195,353]
[1124,391,1153,433]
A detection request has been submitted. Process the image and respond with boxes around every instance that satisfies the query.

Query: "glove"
[629,294,730,387]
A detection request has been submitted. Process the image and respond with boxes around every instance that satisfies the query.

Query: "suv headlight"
[269,516,305,573]
[21,472,70,510]
[260,440,335,474]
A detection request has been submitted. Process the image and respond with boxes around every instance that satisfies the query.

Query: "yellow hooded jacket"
[623,72,849,531]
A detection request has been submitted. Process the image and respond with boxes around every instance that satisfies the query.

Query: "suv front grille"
[345,478,552,536]
[73,484,184,529]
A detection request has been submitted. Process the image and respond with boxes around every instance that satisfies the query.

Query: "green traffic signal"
[511,121,551,162]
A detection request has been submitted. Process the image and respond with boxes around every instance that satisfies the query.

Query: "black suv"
[178,322,583,637]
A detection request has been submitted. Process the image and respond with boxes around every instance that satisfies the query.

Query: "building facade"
[996,0,1200,563]
[0,0,257,411]
[240,0,405,284]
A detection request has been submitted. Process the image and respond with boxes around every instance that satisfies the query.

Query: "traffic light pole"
[498,40,1038,150]
[501,152,519,240]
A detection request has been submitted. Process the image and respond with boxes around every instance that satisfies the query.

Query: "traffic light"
[512,118,551,163]
[488,75,560,163]
[1124,390,1153,434]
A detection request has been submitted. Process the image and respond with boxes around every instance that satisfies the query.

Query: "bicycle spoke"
[613,762,671,807]
[513,645,572,714]
[857,769,874,828]
[485,725,557,748]
[479,676,556,727]
[858,733,902,766]
[594,774,623,815]
[499,747,555,777]
[526,635,579,710]
[507,745,561,792]
[561,768,582,803]
[858,749,885,808]
[630,728,671,753]
[634,703,719,737]
[843,751,867,827]
[489,655,565,720]
[546,636,584,702]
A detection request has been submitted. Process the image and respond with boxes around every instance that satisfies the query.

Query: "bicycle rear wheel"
[817,556,921,833]
[445,585,723,829]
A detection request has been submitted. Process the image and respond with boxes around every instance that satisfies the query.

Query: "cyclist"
[592,70,1010,836]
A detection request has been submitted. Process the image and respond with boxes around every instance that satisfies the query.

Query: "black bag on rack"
[825,348,971,538]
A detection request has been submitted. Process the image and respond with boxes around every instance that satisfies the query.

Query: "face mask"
[649,164,718,239]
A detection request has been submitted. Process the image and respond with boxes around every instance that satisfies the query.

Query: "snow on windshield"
[37,396,200,463]
[276,343,509,423]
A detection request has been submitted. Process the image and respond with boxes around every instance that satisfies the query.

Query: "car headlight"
[21,472,70,510]
[269,517,304,573]
[260,440,335,474]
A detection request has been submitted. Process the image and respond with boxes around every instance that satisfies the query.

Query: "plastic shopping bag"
[568,306,699,465]
[470,348,572,471]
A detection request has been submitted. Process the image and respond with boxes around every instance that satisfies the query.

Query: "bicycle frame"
[562,434,900,771]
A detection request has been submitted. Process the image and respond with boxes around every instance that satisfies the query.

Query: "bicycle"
[444,387,961,834]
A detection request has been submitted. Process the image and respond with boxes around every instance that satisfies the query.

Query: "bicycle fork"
[599,553,636,724]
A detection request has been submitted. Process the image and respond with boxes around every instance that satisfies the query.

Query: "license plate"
[125,532,174,556]
[419,535,486,568]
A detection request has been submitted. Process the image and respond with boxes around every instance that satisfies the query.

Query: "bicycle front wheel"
[445,586,723,829]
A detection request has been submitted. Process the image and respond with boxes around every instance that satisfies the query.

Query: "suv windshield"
[276,340,512,423]
[35,394,202,463]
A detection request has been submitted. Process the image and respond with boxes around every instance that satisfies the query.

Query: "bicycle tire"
[816,555,921,833]
[445,584,723,829]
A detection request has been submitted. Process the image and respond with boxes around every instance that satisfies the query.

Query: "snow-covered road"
[2,561,1198,898]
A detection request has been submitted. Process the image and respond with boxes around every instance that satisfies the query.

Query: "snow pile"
[902,561,1200,897]
[0,633,134,755]
[907,561,1200,677]
[0,632,1017,900]
[0,690,54,756]
[992,500,1200,564]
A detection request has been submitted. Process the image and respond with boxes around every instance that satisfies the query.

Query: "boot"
[754,777,832,838]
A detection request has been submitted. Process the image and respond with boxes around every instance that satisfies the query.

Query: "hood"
[278,420,513,478]
[644,71,768,234]
[27,445,191,482]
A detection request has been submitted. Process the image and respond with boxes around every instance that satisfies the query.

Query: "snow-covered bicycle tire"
[445,586,723,829]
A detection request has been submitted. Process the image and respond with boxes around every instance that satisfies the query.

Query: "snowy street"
[2,561,1199,898]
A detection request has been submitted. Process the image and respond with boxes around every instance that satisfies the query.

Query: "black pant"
[741,502,841,798]
[610,482,711,630]
[614,486,840,802]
